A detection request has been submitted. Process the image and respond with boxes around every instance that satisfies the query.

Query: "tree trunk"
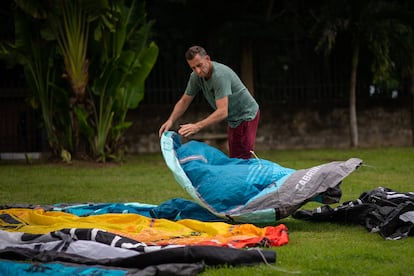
[241,40,255,95]
[349,43,359,147]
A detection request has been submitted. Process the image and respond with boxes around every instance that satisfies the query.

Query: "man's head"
[185,45,212,79]
[185,46,208,60]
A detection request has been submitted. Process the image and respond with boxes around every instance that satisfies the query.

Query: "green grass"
[1,147,414,275]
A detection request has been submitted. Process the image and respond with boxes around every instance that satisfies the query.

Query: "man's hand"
[178,123,201,137]
[159,120,173,137]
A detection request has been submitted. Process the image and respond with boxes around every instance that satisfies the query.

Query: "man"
[158,45,260,159]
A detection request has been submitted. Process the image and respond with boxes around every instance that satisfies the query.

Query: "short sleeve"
[185,73,200,96]
[213,75,232,99]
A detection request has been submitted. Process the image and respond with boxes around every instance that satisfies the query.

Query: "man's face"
[187,54,211,78]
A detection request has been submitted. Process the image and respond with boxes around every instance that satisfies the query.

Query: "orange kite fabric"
[0,208,289,248]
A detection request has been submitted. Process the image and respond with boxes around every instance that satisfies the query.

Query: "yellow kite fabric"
[0,208,288,248]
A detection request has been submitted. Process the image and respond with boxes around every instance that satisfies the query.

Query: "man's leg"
[228,110,260,159]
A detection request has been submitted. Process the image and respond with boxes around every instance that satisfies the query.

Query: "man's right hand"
[159,120,173,137]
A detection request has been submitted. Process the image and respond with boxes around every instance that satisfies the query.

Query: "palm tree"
[13,0,108,156]
[312,0,406,147]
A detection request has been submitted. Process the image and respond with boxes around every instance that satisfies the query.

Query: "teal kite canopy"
[161,131,362,224]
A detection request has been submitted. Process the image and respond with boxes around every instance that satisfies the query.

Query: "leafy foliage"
[85,0,159,162]
[0,0,158,162]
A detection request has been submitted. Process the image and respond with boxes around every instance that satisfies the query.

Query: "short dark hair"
[185,46,207,60]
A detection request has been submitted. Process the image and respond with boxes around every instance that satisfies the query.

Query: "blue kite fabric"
[54,200,223,222]
[0,259,146,276]
[0,199,226,222]
[161,131,362,224]
[292,187,414,240]
[0,258,204,276]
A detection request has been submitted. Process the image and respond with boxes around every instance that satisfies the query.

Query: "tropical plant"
[41,0,113,157]
[1,0,158,162]
[78,0,159,162]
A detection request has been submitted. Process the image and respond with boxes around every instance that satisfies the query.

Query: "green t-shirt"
[185,61,259,128]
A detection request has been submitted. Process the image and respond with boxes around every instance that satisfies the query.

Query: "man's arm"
[159,93,194,137]
[178,96,228,137]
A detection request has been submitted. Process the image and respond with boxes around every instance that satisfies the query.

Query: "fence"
[141,39,408,106]
[0,90,45,154]
[0,39,410,154]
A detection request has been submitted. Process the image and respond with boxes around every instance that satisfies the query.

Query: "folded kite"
[0,207,284,275]
[161,131,362,223]
[293,187,414,240]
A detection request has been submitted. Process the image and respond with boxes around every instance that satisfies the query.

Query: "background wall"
[124,104,412,154]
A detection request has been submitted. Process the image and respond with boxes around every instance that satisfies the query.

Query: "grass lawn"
[1,146,413,275]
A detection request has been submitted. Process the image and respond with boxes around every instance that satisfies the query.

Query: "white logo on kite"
[295,165,322,191]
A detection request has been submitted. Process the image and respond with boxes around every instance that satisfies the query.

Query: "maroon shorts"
[227,109,260,159]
